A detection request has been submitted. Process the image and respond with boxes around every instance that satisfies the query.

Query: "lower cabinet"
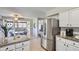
[66,45,79,51]
[8,45,15,51]
[0,41,30,51]
[22,41,30,51]
[22,46,30,51]
[0,45,15,51]
[56,37,66,51]
[56,36,79,51]
[15,43,22,49]
[15,48,22,51]
[0,46,9,51]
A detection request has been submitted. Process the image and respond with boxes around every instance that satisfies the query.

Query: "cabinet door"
[70,8,79,27]
[56,37,66,51]
[59,11,69,27]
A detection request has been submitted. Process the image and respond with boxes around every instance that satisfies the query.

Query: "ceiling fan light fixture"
[14,14,18,21]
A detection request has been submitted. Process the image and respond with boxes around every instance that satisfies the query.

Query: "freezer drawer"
[47,39,54,51]
[41,38,47,49]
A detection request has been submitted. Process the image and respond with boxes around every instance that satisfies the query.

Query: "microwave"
[66,29,73,36]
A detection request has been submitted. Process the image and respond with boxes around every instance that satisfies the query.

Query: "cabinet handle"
[70,24,72,26]
[5,48,8,51]
[64,44,66,46]
[67,45,68,47]
[67,24,69,26]
[73,43,75,45]
[22,43,24,45]
[22,48,24,50]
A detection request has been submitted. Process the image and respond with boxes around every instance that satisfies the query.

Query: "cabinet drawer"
[0,46,8,51]
[8,45,15,51]
[15,48,22,51]
[0,45,15,51]
[66,39,79,48]
[65,39,74,45]
[72,42,79,48]
[15,43,22,48]
[56,36,66,42]
[22,41,30,47]
[22,46,30,51]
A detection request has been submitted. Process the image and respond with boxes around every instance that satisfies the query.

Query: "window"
[15,23,18,28]
[18,23,23,28]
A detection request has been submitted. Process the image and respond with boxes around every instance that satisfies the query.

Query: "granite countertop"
[0,35,31,48]
[56,35,79,42]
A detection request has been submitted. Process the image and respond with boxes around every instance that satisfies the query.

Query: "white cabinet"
[0,45,15,51]
[66,39,79,51]
[66,45,79,51]
[0,40,30,51]
[56,36,66,51]
[15,43,22,49]
[56,36,79,51]
[22,46,30,51]
[16,48,22,51]
[59,8,79,27]
[0,46,8,51]
[15,41,30,51]
[59,11,69,27]
[70,8,79,27]
[22,41,30,47]
[7,45,15,51]
[22,41,30,51]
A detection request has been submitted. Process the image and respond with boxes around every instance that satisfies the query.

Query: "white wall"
[1,7,46,18]
[61,27,79,35]
[0,8,14,16]
[46,7,76,17]
[0,8,46,18]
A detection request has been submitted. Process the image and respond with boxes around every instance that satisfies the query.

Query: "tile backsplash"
[61,27,79,35]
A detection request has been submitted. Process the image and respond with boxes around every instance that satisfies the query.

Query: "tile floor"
[30,37,45,51]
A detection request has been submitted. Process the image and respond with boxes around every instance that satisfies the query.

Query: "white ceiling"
[1,7,55,17]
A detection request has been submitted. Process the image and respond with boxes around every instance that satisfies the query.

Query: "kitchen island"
[0,35,31,51]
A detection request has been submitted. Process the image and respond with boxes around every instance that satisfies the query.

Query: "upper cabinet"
[59,8,79,27]
[69,8,79,27]
[59,11,69,27]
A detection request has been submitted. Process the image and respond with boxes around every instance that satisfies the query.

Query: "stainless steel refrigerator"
[41,18,60,51]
